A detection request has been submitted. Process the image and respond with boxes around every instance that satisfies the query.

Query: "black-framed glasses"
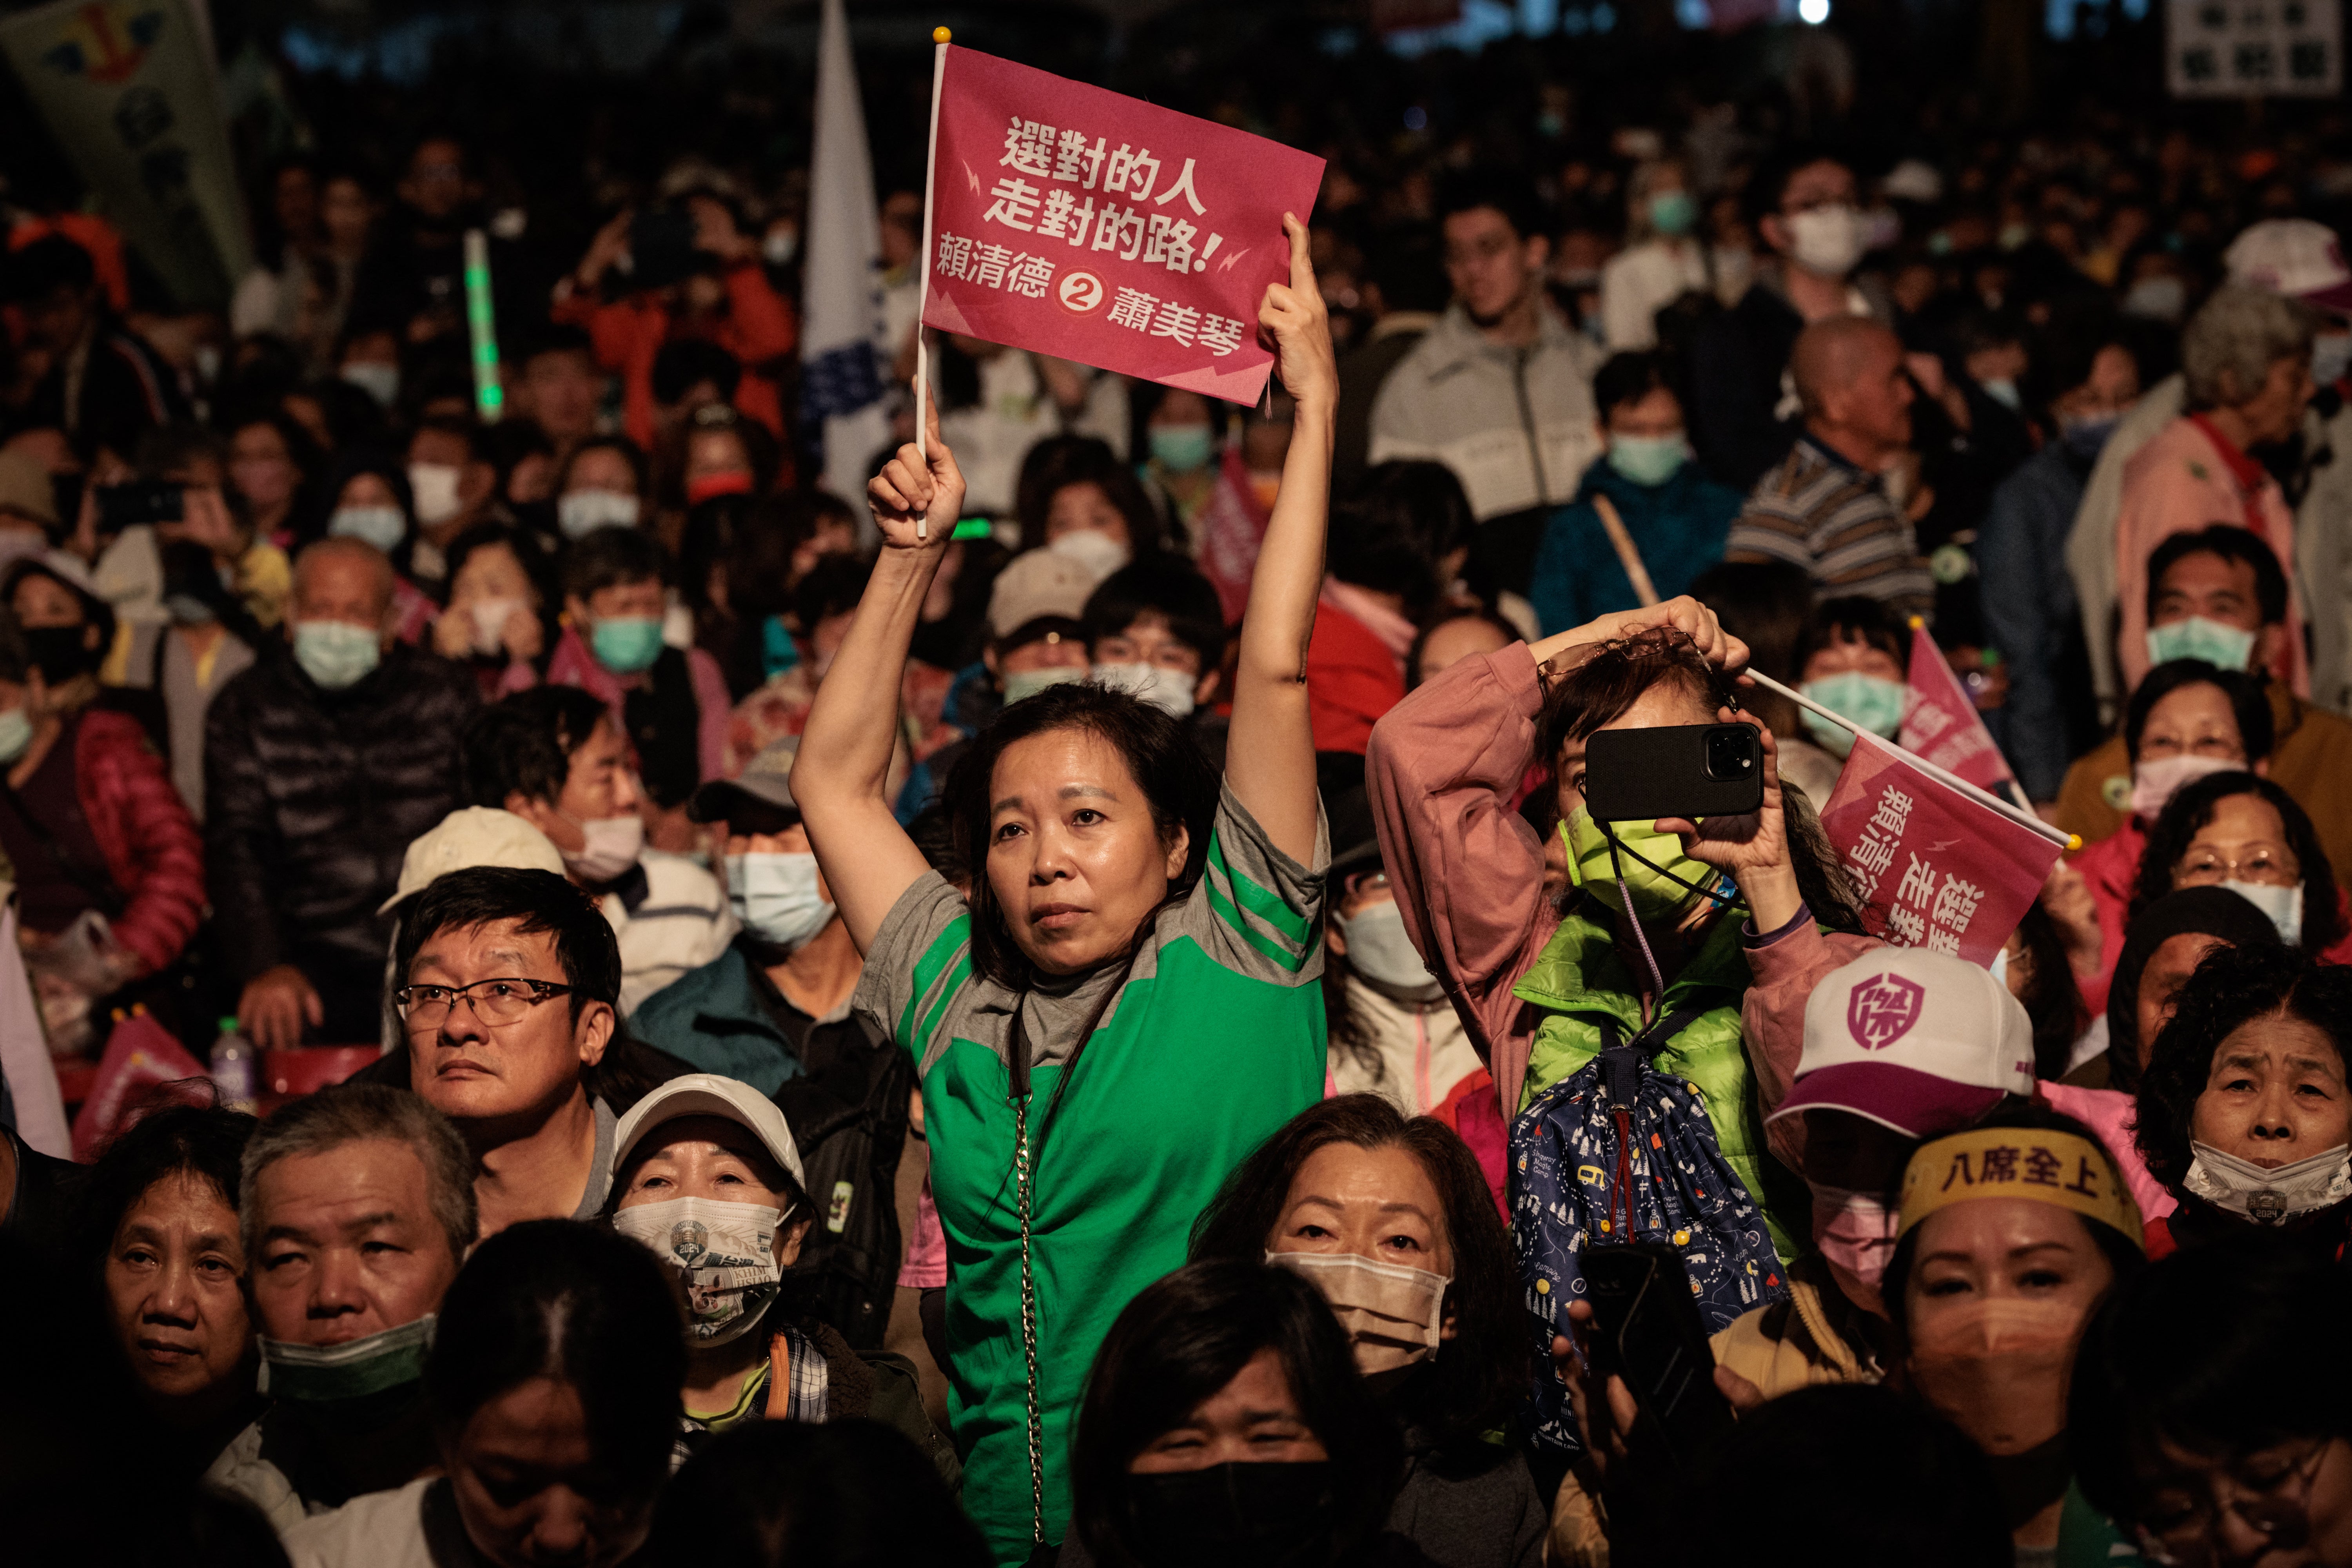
[394,977,574,1033]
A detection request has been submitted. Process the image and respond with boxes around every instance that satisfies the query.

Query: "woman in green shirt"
[793,217,1335,1564]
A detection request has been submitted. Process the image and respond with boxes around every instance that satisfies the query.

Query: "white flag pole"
[1745,669,2077,850]
[911,26,949,538]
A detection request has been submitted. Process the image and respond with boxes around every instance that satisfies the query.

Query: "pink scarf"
[1319,576,1417,670]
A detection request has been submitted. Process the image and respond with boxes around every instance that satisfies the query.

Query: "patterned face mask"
[612,1196,791,1344]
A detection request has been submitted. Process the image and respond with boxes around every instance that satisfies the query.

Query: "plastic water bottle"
[211,1017,258,1114]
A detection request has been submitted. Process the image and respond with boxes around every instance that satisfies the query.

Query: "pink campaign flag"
[920,47,1326,407]
[1817,733,2062,968]
[1897,622,2016,793]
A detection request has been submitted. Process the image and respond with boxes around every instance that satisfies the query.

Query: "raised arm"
[1224,214,1336,866]
[794,402,963,953]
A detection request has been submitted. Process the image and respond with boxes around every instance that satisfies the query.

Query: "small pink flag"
[1817,733,2062,969]
[1898,622,2016,793]
[921,47,1326,407]
[71,1013,208,1161]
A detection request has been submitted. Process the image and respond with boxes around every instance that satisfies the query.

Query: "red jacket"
[554,263,797,454]
[76,710,205,974]
[1306,603,1405,756]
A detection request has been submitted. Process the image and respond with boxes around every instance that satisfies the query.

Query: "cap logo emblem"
[1847,973,1925,1050]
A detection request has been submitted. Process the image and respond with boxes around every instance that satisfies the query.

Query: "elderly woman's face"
[443,1374,658,1568]
[2235,351,2316,448]
[615,1115,808,1271]
[1265,1141,1458,1369]
[2131,1433,2352,1568]
[2190,1011,2352,1167]
[104,1171,250,1408]
[986,724,1183,976]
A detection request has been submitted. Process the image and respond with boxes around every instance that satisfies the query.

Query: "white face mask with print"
[612,1196,791,1344]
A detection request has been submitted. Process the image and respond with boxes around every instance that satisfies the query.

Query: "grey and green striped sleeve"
[850,872,976,1076]
[1176,782,1329,985]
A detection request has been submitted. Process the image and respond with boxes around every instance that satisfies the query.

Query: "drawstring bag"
[1511,1005,1790,1453]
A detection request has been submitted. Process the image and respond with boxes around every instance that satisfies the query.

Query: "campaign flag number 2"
[920,46,1326,407]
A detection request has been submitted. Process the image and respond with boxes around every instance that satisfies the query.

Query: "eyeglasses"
[2137,1438,2332,1564]
[2174,844,2299,888]
[393,977,574,1033]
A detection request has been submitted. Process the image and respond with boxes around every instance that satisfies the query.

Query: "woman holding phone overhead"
[793,216,1334,1565]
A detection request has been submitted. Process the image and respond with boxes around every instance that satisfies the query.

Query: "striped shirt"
[1724,436,1934,619]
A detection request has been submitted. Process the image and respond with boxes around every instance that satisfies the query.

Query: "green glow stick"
[951,518,993,541]
[464,229,503,423]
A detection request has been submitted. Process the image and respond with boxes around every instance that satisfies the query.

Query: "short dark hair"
[1082,559,1227,672]
[1795,594,1907,675]
[518,321,595,368]
[1189,1095,1521,1448]
[2129,771,2344,952]
[2030,297,2137,410]
[1070,1259,1399,1568]
[443,520,556,613]
[1743,143,1857,227]
[2145,525,2288,627]
[2,558,116,654]
[2134,943,2352,1192]
[564,523,670,599]
[1368,224,1448,315]
[792,554,872,635]
[2102,887,2283,1093]
[465,687,610,809]
[1592,350,1684,421]
[554,434,650,501]
[641,1419,991,1568]
[425,1220,682,1503]
[945,682,1216,988]
[2122,660,2274,765]
[1436,170,1547,245]
[393,866,624,1016]
[2,234,96,303]
[652,339,741,406]
[76,1100,257,1281]
[1013,437,1165,556]
[2072,1234,2352,1531]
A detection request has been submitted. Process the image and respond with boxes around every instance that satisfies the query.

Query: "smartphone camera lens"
[1704,727,1757,782]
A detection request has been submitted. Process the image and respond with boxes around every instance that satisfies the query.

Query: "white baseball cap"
[987,546,1098,642]
[2225,219,2352,314]
[379,807,567,914]
[611,1073,807,1193]
[1766,948,2035,1139]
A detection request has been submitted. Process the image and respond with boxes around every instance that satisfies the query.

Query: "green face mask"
[1560,807,1731,923]
[258,1314,436,1405]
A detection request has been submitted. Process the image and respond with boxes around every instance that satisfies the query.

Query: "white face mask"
[1002,665,1087,705]
[612,1196,791,1343]
[407,461,464,526]
[1786,203,1867,278]
[341,361,400,407]
[2130,753,2237,820]
[2182,1142,2352,1226]
[468,597,523,657]
[562,812,644,885]
[1806,1181,1899,1316]
[727,852,836,951]
[1047,527,1130,581]
[1091,661,1196,718]
[558,488,641,541]
[1265,1249,1450,1376]
[1336,900,1443,1004]
[2219,879,2304,947]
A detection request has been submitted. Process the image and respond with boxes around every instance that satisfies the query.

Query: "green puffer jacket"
[1511,905,1808,1261]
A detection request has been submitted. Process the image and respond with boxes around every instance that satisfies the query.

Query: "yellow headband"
[1898,1127,2145,1249]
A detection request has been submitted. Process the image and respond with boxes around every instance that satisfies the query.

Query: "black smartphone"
[1582,1243,1737,1462]
[95,481,183,531]
[1583,723,1762,823]
[629,207,703,289]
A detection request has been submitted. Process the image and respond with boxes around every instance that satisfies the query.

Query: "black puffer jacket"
[204,640,477,1015]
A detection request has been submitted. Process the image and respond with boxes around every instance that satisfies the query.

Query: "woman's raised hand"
[1260,214,1336,419]
[867,393,964,551]
[1535,594,1751,683]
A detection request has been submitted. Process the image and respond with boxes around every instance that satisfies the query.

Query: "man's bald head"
[291,537,397,631]
[1791,317,1914,465]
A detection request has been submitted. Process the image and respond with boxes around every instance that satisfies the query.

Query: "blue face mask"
[328,505,407,554]
[728,852,836,951]
[2061,413,2119,459]
[1800,672,1906,759]
[291,619,382,690]
[1605,433,1690,488]
[1149,425,1214,474]
[590,615,665,675]
[0,706,31,765]
[759,615,800,680]
[1648,189,1699,237]
[2146,617,2256,673]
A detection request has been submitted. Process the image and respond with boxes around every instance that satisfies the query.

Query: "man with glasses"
[1368,171,1604,593]
[387,864,633,1237]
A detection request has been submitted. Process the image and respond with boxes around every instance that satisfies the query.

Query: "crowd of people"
[9,13,2352,1568]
